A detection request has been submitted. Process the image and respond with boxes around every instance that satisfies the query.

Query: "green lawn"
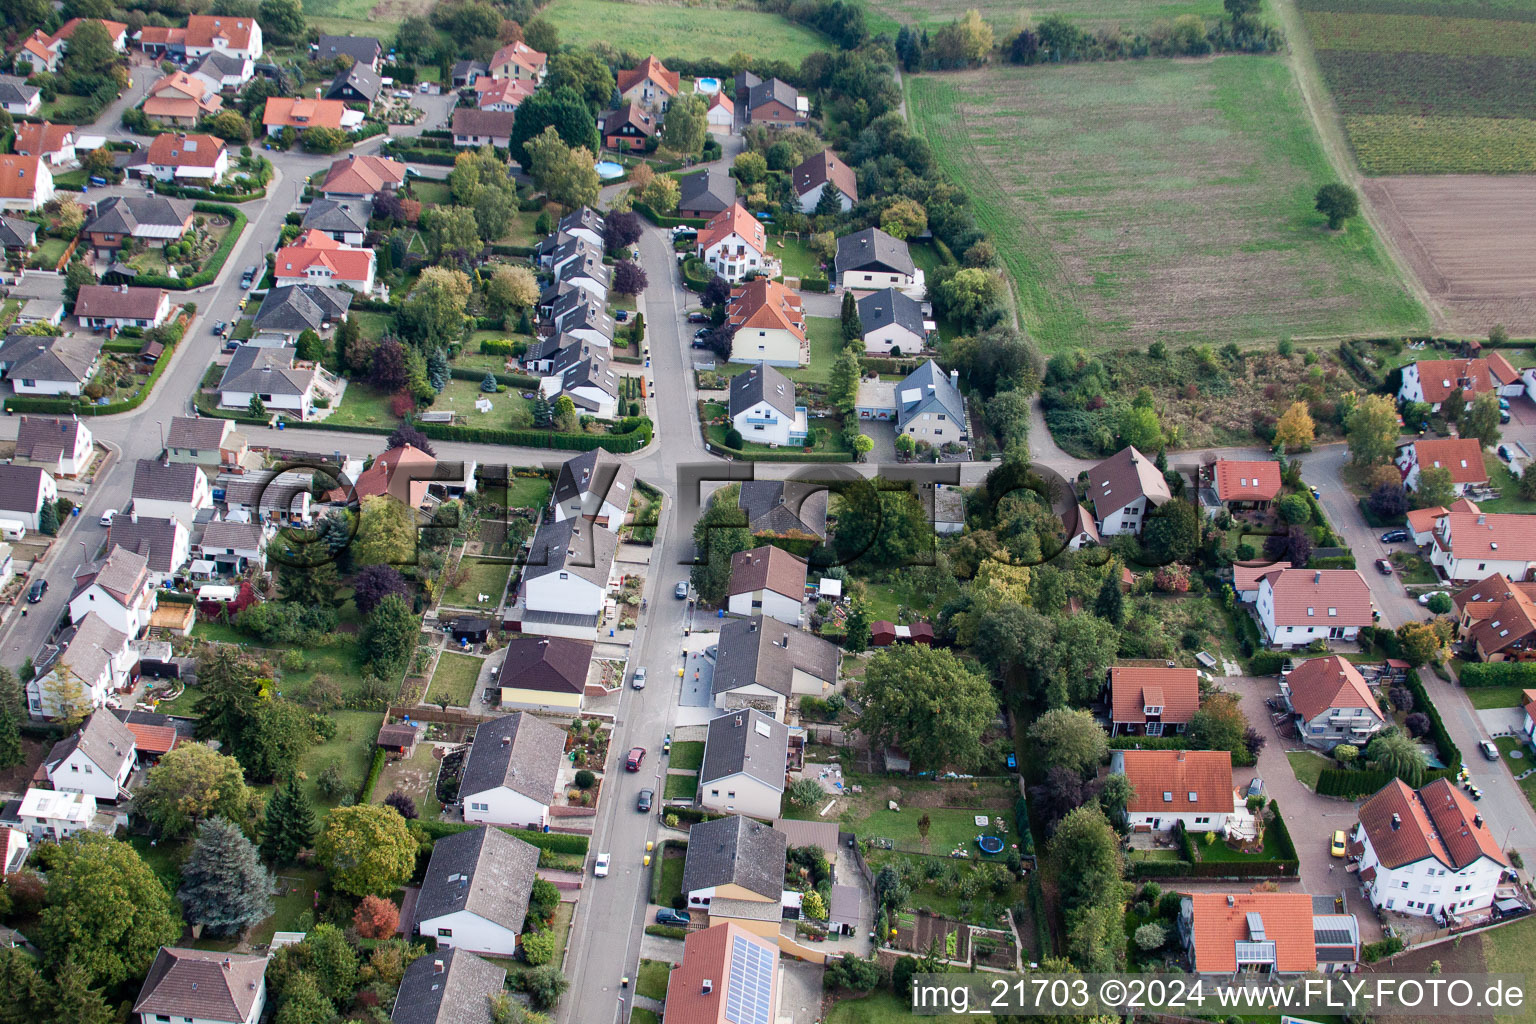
[507,476,552,510]
[34,237,68,270]
[38,95,96,123]
[1389,550,1439,585]
[410,180,452,206]
[427,651,485,708]
[538,0,829,63]
[668,740,704,772]
[1466,685,1528,710]
[1286,749,1331,790]
[253,868,325,946]
[276,639,362,697]
[441,558,513,610]
[430,378,536,429]
[631,1010,660,1024]
[351,310,395,343]
[327,383,400,429]
[856,805,1011,858]
[290,710,385,809]
[1494,737,1536,812]
[905,57,1426,351]
[655,849,686,907]
[637,959,672,1001]
[1473,455,1536,514]
[862,579,941,623]
[785,316,844,385]
[829,991,996,1023]
[770,235,822,281]
[663,772,699,800]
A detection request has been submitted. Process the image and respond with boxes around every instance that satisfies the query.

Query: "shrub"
[574,769,596,790]
[1134,923,1168,951]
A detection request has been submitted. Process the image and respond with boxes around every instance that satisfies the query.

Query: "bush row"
[154,181,267,203]
[633,201,709,229]
[1317,765,1454,798]
[447,366,538,389]
[1106,734,1190,751]
[416,417,653,452]
[358,748,386,804]
[705,439,852,463]
[1458,661,1536,688]
[1308,555,1358,570]
[410,818,590,854]
[130,204,247,290]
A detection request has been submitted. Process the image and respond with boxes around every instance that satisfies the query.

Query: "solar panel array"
[725,935,775,1024]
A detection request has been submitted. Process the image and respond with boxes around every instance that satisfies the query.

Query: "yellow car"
[1330,830,1347,858]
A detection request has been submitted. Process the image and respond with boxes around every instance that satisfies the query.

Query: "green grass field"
[663,772,699,800]
[506,475,552,509]
[905,58,1427,351]
[860,0,1223,35]
[1467,685,1528,709]
[441,558,513,609]
[829,991,997,1023]
[327,383,399,429]
[668,740,704,771]
[426,651,485,708]
[637,960,672,1001]
[432,378,536,428]
[538,0,829,64]
[296,710,385,809]
[785,316,845,384]
[1285,749,1330,790]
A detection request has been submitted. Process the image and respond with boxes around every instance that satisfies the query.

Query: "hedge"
[659,805,726,826]
[1249,650,1286,675]
[479,338,518,355]
[680,256,711,291]
[1308,555,1358,570]
[649,838,682,903]
[1317,765,1454,798]
[1458,661,1536,688]
[154,180,268,202]
[645,924,687,939]
[633,201,708,229]
[1358,497,1406,528]
[392,148,458,165]
[1406,667,1460,768]
[358,747,386,803]
[447,366,538,389]
[705,439,852,463]
[1266,799,1298,860]
[129,204,247,290]
[1107,735,1190,751]
[103,338,146,353]
[800,274,830,293]
[416,417,653,452]
[411,818,590,854]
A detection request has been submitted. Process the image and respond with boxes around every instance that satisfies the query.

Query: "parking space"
[678,630,717,708]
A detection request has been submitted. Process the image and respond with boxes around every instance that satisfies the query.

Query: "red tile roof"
[145,132,225,168]
[56,17,127,42]
[321,153,404,194]
[728,278,804,343]
[1407,505,1450,536]
[184,14,257,50]
[1438,506,1536,563]
[665,923,779,1024]
[137,26,186,46]
[1110,666,1199,727]
[1358,777,1507,871]
[1234,560,1289,592]
[1213,459,1283,502]
[1409,357,1515,404]
[1187,892,1317,974]
[475,76,534,108]
[144,71,222,118]
[13,121,73,157]
[1284,655,1382,723]
[274,229,373,283]
[263,95,347,130]
[350,443,435,506]
[1523,689,1536,713]
[1118,749,1233,814]
[122,721,178,755]
[698,202,765,257]
[1451,572,1536,657]
[1408,437,1487,485]
[616,55,679,98]
[728,545,806,599]
[1260,568,1373,627]
[490,40,545,75]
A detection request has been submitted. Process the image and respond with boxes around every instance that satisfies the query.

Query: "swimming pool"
[594,161,625,180]
[695,76,721,94]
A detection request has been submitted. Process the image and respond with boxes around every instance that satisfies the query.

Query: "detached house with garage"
[164,415,238,466]
[0,463,57,532]
[1255,567,1374,648]
[15,415,92,477]
[666,924,781,1024]
[253,283,353,342]
[494,636,593,711]
[552,447,634,531]
[136,132,228,185]
[728,362,806,446]
[1087,445,1172,537]
[698,709,788,819]
[183,14,263,59]
[1282,655,1386,748]
[316,34,382,70]
[854,360,965,445]
[28,612,136,718]
[599,102,657,151]
[300,199,370,246]
[682,814,788,919]
[735,72,807,128]
[617,55,679,112]
[698,202,770,283]
[133,948,270,1024]
[726,545,806,626]
[488,39,546,81]
[217,345,337,421]
[390,949,505,1024]
[677,170,737,220]
[74,285,173,330]
[451,109,517,149]
[1209,459,1282,511]
[727,282,805,367]
[1353,778,1508,919]
[413,826,539,956]
[857,287,928,356]
[325,61,382,105]
[512,516,619,639]
[0,333,100,396]
[189,50,254,91]
[274,230,376,293]
[738,481,828,543]
[712,616,841,720]
[1395,437,1487,495]
[43,709,136,802]
[0,75,40,117]
[835,227,917,291]
[793,149,857,213]
[107,512,190,584]
[321,153,405,199]
[1425,498,1536,582]
[131,458,211,529]
[1180,892,1360,978]
[263,95,360,135]
[458,711,568,828]
[82,197,195,256]
[143,71,224,127]
[1452,573,1536,661]
[1108,665,1200,737]
[1111,749,1237,834]
[1399,354,1520,412]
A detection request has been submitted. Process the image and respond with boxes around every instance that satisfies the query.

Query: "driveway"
[776,959,825,1024]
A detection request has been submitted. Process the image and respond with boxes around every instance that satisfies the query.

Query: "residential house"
[136,132,229,184]
[326,61,382,105]
[666,924,780,1021]
[697,202,769,283]
[727,280,805,367]
[1108,665,1199,737]
[538,339,618,418]
[70,543,157,636]
[183,14,263,60]
[16,788,94,839]
[617,55,679,111]
[1425,498,1536,582]
[682,815,787,921]
[13,122,75,167]
[450,60,490,88]
[1523,690,1536,744]
[195,520,268,577]
[1255,568,1374,648]
[1179,893,1359,977]
[164,415,236,465]
[677,171,736,219]
[0,74,39,116]
[712,615,840,720]
[0,828,28,874]
[458,712,568,828]
[1233,560,1290,603]
[1395,437,1487,495]
[495,636,593,711]
[345,441,476,510]
[190,50,254,91]
[0,463,56,530]
[487,40,545,82]
[143,71,224,126]
[734,72,806,128]
[451,109,516,149]
[55,18,128,51]
[300,198,370,245]
[14,30,59,74]
[1087,445,1172,537]
[1353,778,1508,919]
[544,233,603,279]
[274,229,376,293]
[728,361,806,446]
[551,207,603,249]
[552,447,634,531]
[726,545,806,625]
[792,149,857,213]
[253,282,353,341]
[706,91,734,131]
[0,333,100,395]
[28,612,136,718]
[321,153,405,200]
[263,95,358,135]
[1066,504,1101,550]
[130,458,212,529]
[219,469,315,524]
[598,102,657,151]
[133,948,270,1024]
[107,512,191,583]
[15,415,92,477]
[856,359,965,445]
[835,227,916,291]
[413,826,538,956]
[0,154,53,211]
[81,197,194,254]
[1110,749,1236,833]
[0,215,38,251]
[389,948,505,1024]
[1452,573,1536,661]
[540,247,610,305]
[1407,504,1451,546]
[43,708,136,801]
[1399,354,1521,411]
[473,76,533,113]
[134,25,186,60]
[512,516,619,639]
[544,289,614,346]
[1282,655,1386,748]
[737,480,827,542]
[217,345,336,421]
[1210,459,1283,510]
[317,35,382,70]
[857,287,927,356]
[698,709,788,819]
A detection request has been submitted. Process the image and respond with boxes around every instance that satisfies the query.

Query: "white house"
[1399,354,1520,412]
[550,207,604,249]
[1110,749,1236,833]
[1282,655,1386,749]
[131,458,212,530]
[712,616,841,721]
[539,344,619,420]
[27,612,136,718]
[725,545,805,626]
[728,362,806,447]
[1088,445,1172,537]
[0,154,54,212]
[1353,778,1508,920]
[14,415,92,477]
[70,544,157,638]
[108,512,192,585]
[43,709,137,802]
[0,333,102,396]
[17,787,95,840]
[133,948,270,1024]
[697,709,787,820]
[0,75,40,117]
[195,520,269,577]
[414,827,539,957]
[696,202,769,283]
[217,345,338,422]
[551,447,633,532]
[273,230,376,294]
[1426,498,1536,582]
[0,828,29,874]
[1395,437,1487,495]
[1255,568,1374,648]
[834,227,916,291]
[857,287,927,356]
[183,14,264,60]
[512,517,618,639]
[792,149,857,214]
[727,282,806,368]
[458,712,567,829]
[74,285,173,331]
[139,131,229,184]
[682,814,787,909]
[1065,503,1101,550]
[0,463,57,532]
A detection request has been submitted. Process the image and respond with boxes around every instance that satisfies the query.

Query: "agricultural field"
[859,0,1222,36]
[905,58,1426,351]
[1362,175,1536,336]
[538,0,829,64]
[1300,0,1536,173]
[302,0,425,37]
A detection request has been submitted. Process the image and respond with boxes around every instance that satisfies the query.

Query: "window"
[727,791,735,798]
[1328,607,1337,616]
[1187,791,1198,802]
[437,927,452,937]
[471,802,488,811]
[70,764,79,772]
[1162,791,1173,802]
[710,789,719,797]
[1307,606,1315,616]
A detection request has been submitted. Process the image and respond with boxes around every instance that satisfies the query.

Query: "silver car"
[632,666,647,689]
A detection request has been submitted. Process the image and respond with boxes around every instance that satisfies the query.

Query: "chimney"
[1475,813,1484,828]
[1391,812,1401,830]
[1226,894,1234,907]
[1314,571,1321,584]
[501,736,511,747]
[129,508,137,524]
[433,959,444,975]
[702,980,713,994]
[1175,750,1185,762]
[222,958,231,971]
[950,368,959,389]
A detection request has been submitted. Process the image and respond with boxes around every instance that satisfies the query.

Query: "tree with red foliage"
[389,393,416,419]
[1153,565,1190,593]
[372,338,408,391]
[386,423,436,456]
[352,564,410,615]
[353,894,400,939]
[613,259,647,296]
[603,211,642,253]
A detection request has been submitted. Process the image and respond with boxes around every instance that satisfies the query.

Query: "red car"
[626,747,645,771]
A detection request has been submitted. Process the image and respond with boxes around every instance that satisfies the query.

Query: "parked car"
[26,578,47,603]
[1500,397,1511,410]
[631,666,647,690]
[1246,777,1264,799]
[594,852,610,877]
[694,327,710,340]
[1330,830,1347,857]
[393,89,412,98]
[240,265,258,288]
[1499,445,1514,463]
[212,320,226,336]
[675,581,689,599]
[626,747,645,771]
[1501,410,1512,424]
[637,788,653,813]
[1380,529,1409,543]
[1418,591,1449,606]
[687,310,710,323]
[1495,897,1531,920]
[1375,558,1393,575]
[1481,740,1501,761]
[656,907,691,925]
[615,309,629,322]
[99,508,117,526]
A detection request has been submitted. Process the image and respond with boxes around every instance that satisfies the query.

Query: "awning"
[189,559,217,574]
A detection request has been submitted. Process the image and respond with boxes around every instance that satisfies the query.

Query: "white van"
[0,520,25,541]
[196,584,239,603]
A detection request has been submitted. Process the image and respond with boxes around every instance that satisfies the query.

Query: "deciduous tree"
[1460,392,1502,447]
[1345,393,1398,465]
[1027,708,1109,777]
[353,895,400,939]
[856,645,997,772]
[360,594,417,675]
[879,198,927,240]
[1413,466,1455,511]
[1274,401,1315,450]
[690,484,752,602]
[660,93,707,156]
[1314,183,1359,230]
[316,804,417,897]
[352,564,410,615]
[240,699,313,783]
[485,265,539,317]
[352,494,417,566]
[138,743,253,839]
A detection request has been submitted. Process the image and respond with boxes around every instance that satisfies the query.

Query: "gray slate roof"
[317,34,382,65]
[0,463,49,514]
[701,708,788,790]
[0,75,38,110]
[107,513,183,573]
[253,283,353,333]
[0,216,37,248]
[133,948,270,1024]
[835,227,915,278]
[200,520,266,552]
[15,414,86,465]
[165,415,230,451]
[557,207,603,238]
[0,332,101,384]
[458,711,567,805]
[678,170,736,214]
[45,707,136,781]
[83,195,194,236]
[713,616,840,698]
[59,612,130,686]
[391,948,505,1024]
[74,543,150,603]
[133,458,205,503]
[737,481,827,539]
[681,814,786,899]
[857,287,924,338]
[414,826,538,934]
[729,361,796,419]
[522,516,618,587]
[495,637,592,696]
[552,447,635,508]
[192,50,248,79]
[301,198,370,237]
[327,60,382,102]
[218,345,315,397]
[894,359,963,430]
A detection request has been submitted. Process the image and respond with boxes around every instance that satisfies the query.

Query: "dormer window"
[1162,792,1173,802]
[1187,791,1198,802]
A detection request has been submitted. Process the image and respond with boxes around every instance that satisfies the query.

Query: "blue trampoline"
[976,835,1004,855]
